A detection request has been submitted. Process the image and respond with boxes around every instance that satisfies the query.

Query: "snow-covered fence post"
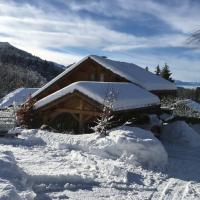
[92,85,119,136]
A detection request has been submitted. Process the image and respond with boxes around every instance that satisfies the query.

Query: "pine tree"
[155,65,161,75]
[145,66,149,71]
[161,63,174,82]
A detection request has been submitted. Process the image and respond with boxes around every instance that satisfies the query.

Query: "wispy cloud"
[0,0,199,80]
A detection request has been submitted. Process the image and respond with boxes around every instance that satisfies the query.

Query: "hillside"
[0,42,65,97]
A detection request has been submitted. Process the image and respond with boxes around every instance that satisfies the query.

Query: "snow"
[191,124,200,134]
[161,121,200,147]
[0,122,200,199]
[0,88,39,109]
[32,55,177,98]
[34,81,160,110]
[149,114,162,127]
[0,150,36,200]
[176,99,200,113]
[91,55,177,91]
[159,113,174,122]
[99,126,168,170]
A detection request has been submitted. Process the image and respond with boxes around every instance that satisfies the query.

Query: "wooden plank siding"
[34,90,160,133]
[34,57,176,102]
[34,57,129,101]
[35,91,103,132]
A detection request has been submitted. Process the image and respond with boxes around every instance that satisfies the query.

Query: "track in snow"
[152,178,190,200]
[150,143,200,200]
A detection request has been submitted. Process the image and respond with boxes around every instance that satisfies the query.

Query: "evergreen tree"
[155,65,161,75]
[145,66,149,71]
[161,63,174,82]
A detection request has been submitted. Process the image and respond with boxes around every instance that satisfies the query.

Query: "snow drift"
[0,128,46,147]
[161,121,200,147]
[39,126,168,170]
[94,126,168,170]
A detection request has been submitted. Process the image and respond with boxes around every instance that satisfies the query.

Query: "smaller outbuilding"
[0,88,39,109]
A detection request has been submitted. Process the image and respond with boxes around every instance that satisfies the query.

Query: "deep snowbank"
[38,126,168,170]
[161,121,200,147]
[0,129,46,147]
[89,126,168,170]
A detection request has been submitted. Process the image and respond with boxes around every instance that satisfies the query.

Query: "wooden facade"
[34,57,176,102]
[35,91,102,132]
[34,58,128,101]
[34,90,160,133]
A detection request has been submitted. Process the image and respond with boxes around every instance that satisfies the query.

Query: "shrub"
[16,95,36,128]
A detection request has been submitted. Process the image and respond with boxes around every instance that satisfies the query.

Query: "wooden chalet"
[30,55,177,132]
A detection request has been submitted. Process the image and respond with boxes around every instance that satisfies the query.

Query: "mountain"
[0,42,65,97]
[175,80,200,88]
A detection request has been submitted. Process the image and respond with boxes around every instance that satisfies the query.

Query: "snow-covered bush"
[161,121,200,147]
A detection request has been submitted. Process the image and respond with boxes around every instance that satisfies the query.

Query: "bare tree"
[186,29,200,46]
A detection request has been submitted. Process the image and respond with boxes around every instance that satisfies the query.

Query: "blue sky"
[0,0,200,81]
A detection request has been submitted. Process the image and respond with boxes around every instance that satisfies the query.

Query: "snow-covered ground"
[0,123,200,199]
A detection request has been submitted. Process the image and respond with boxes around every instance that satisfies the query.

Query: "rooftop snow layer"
[34,81,160,111]
[32,55,177,98]
[91,55,177,91]
[0,88,39,109]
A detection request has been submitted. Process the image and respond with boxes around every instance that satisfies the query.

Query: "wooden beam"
[36,91,101,112]
[71,113,79,121]
[83,115,94,123]
[56,108,100,116]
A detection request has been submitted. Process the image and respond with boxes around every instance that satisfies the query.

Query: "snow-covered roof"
[0,88,39,109]
[32,55,177,98]
[91,55,177,91]
[34,82,160,111]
